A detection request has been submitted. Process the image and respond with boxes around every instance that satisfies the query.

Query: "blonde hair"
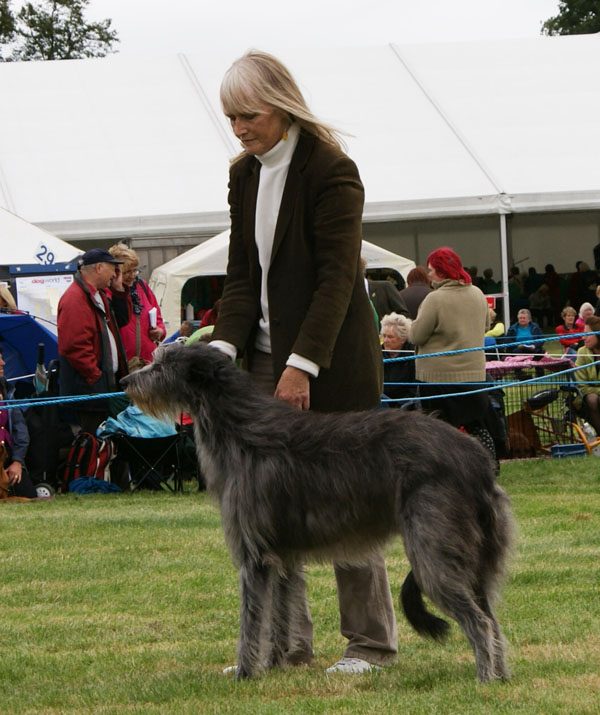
[109,243,139,270]
[0,285,17,310]
[380,312,412,342]
[561,306,576,319]
[220,50,344,155]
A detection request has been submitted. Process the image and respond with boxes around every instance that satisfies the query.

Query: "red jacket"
[109,279,165,363]
[58,274,127,391]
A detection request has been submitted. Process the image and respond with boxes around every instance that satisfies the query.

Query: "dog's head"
[121,341,237,420]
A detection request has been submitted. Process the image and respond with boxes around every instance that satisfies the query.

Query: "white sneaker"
[325,657,382,674]
[222,665,239,676]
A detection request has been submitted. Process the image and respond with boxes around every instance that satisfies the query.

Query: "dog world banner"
[15,274,73,336]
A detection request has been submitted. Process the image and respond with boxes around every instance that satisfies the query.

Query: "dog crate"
[485,355,576,459]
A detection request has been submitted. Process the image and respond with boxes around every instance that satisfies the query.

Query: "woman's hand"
[148,327,164,343]
[111,268,124,292]
[275,366,310,411]
[6,461,22,485]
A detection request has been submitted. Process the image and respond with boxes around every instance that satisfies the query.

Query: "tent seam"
[177,53,238,158]
[388,42,505,199]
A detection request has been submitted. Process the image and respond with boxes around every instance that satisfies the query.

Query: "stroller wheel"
[35,483,55,499]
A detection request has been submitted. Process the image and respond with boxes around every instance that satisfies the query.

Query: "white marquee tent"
[1,35,600,320]
[0,207,80,266]
[150,232,415,333]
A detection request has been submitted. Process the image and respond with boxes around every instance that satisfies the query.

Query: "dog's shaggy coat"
[122,343,515,682]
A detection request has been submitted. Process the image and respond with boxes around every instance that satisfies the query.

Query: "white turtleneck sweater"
[214,122,319,378]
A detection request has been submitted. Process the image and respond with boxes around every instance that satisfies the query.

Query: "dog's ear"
[183,343,231,388]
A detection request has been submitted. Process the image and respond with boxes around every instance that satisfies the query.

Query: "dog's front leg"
[237,558,272,680]
[268,567,293,670]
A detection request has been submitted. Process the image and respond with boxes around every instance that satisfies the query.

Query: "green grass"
[1,460,599,714]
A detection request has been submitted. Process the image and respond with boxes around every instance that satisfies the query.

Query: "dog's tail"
[400,570,450,640]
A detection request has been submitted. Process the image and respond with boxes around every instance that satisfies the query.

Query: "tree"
[0,0,119,61]
[541,0,600,35]
[0,0,16,43]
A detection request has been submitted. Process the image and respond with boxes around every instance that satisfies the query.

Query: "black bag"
[61,432,114,492]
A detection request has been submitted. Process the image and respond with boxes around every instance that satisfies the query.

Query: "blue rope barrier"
[383,331,594,363]
[2,334,599,410]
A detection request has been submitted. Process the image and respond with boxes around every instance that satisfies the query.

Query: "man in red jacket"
[58,249,128,434]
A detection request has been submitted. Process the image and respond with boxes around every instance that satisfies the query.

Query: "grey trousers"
[250,351,398,665]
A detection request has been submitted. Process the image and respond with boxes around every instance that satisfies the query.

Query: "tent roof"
[0,35,599,240]
[150,232,415,333]
[0,207,80,264]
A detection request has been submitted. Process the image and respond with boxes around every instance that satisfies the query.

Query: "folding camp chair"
[110,433,184,492]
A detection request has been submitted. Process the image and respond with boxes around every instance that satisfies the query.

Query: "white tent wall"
[1,36,600,319]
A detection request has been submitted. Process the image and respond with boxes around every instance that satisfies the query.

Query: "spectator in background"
[505,309,545,357]
[482,268,500,294]
[409,247,496,460]
[568,261,598,309]
[198,299,221,329]
[528,283,553,328]
[399,266,432,319]
[543,264,561,324]
[0,345,36,498]
[574,315,600,435]
[108,244,166,370]
[0,285,17,311]
[508,267,525,315]
[367,276,409,322]
[555,306,581,358]
[380,312,416,405]
[57,249,128,436]
[485,308,505,339]
[524,267,543,298]
[467,266,485,290]
[576,302,595,331]
[595,285,600,317]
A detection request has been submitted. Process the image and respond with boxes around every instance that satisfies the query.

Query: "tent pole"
[499,213,510,324]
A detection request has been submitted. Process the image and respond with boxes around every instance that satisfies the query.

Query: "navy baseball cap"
[80,249,124,266]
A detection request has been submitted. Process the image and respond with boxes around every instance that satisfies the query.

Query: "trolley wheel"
[35,483,55,499]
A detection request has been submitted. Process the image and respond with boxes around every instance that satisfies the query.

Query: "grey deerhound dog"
[122,342,514,682]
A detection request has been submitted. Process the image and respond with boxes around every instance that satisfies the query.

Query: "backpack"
[61,432,114,492]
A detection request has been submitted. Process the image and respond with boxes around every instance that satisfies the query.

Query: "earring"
[282,128,288,141]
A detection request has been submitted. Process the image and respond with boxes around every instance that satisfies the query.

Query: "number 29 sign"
[34,242,56,265]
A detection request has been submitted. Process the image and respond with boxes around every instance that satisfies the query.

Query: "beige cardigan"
[409,279,489,383]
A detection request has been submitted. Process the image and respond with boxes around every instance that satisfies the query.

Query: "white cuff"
[286,353,320,378]
[209,340,237,361]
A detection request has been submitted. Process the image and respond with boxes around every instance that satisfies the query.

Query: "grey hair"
[220,50,344,154]
[579,302,594,318]
[381,312,412,342]
[517,309,532,320]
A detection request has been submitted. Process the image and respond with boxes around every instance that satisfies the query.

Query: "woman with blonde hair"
[555,306,581,357]
[108,243,165,367]
[211,50,397,676]
[0,284,17,311]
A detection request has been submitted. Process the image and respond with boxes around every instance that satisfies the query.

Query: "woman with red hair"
[409,247,496,459]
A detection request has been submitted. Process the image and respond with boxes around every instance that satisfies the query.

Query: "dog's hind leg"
[437,588,498,682]
[237,558,274,680]
[477,591,510,680]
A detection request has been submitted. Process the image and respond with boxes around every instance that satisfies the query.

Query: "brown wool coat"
[211,131,382,413]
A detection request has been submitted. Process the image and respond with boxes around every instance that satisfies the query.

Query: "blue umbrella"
[0,313,58,380]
